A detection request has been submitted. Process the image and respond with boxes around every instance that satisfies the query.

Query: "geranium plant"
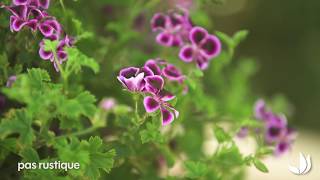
[0,0,296,179]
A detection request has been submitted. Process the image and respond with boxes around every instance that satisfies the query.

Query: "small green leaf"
[66,48,100,74]
[184,161,208,179]
[213,125,231,143]
[253,158,269,173]
[43,39,59,52]
[232,30,249,47]
[140,120,164,144]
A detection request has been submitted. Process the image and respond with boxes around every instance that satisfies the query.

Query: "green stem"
[56,126,98,139]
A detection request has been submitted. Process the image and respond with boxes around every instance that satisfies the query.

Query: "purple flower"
[6,75,17,87]
[117,67,146,92]
[151,11,192,47]
[254,99,272,120]
[265,114,287,143]
[252,99,297,156]
[274,127,296,156]
[179,26,221,70]
[162,64,184,82]
[38,19,61,37]
[5,5,37,32]
[100,98,116,111]
[144,59,162,75]
[237,127,249,138]
[13,0,50,9]
[143,76,179,126]
[39,35,74,71]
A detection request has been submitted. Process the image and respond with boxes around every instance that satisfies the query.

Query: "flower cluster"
[2,0,74,71]
[117,59,184,126]
[151,9,221,70]
[241,99,297,156]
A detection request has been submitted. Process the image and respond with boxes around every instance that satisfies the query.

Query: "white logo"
[288,152,312,175]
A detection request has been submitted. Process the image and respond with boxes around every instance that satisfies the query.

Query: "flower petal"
[200,35,221,58]
[158,89,175,102]
[156,32,173,47]
[162,64,184,81]
[161,107,174,126]
[189,26,208,45]
[10,16,28,32]
[119,67,139,79]
[145,75,164,93]
[144,96,160,113]
[151,13,167,31]
[179,45,193,62]
[12,0,29,6]
[38,0,50,9]
[145,59,162,75]
[39,22,54,37]
[26,19,38,31]
[195,55,209,70]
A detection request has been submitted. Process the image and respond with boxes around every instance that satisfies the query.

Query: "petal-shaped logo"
[288,152,312,175]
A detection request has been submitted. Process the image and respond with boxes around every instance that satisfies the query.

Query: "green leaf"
[43,39,59,52]
[83,136,116,178]
[140,120,164,144]
[253,158,269,173]
[66,48,100,75]
[232,30,249,47]
[213,125,231,143]
[0,109,34,146]
[20,147,40,162]
[54,136,116,179]
[184,161,208,179]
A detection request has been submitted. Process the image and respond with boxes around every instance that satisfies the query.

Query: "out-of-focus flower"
[162,64,184,82]
[179,26,221,69]
[143,75,179,126]
[251,99,297,156]
[100,98,116,111]
[6,75,17,87]
[237,127,248,138]
[151,11,192,47]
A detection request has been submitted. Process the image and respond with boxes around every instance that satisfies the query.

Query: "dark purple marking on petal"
[39,44,53,60]
[200,35,221,58]
[6,5,28,19]
[168,13,182,27]
[144,96,160,113]
[139,66,154,77]
[189,26,207,45]
[195,55,209,70]
[179,45,193,62]
[156,32,173,46]
[162,64,183,81]
[145,75,164,93]
[145,59,162,75]
[57,51,67,61]
[38,0,50,9]
[119,67,139,79]
[11,18,28,31]
[26,19,38,31]
[161,107,174,126]
[151,13,167,31]
[39,23,54,37]
[171,35,183,47]
[274,141,290,156]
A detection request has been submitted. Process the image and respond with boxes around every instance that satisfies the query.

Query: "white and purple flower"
[143,75,179,126]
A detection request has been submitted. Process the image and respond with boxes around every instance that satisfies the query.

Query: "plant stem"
[56,126,99,139]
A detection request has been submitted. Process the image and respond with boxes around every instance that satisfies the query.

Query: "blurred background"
[209,0,320,179]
